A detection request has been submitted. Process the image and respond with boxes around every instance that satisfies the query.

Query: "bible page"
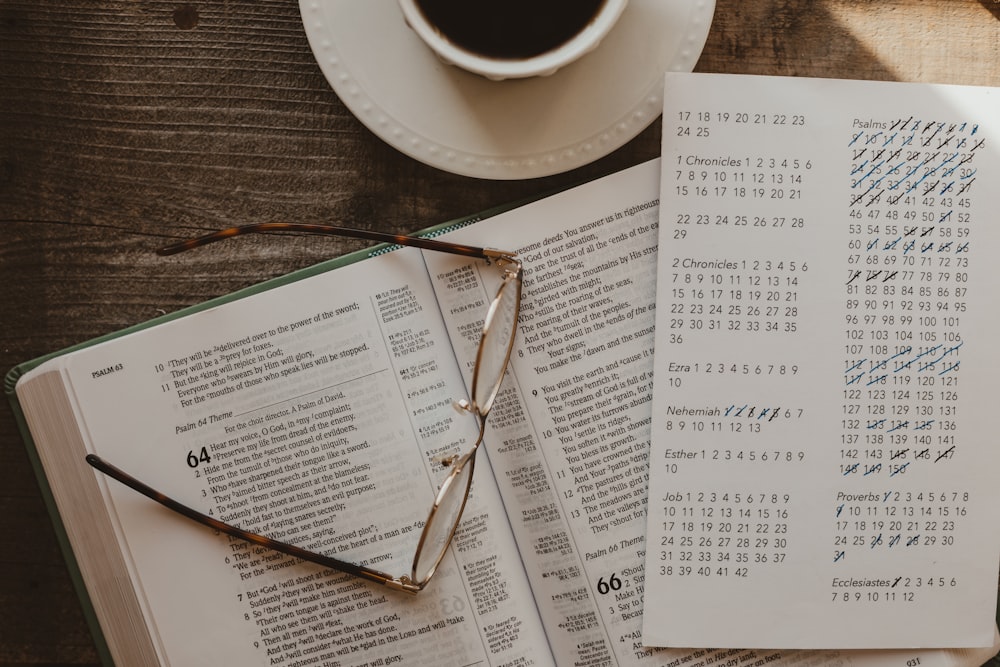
[40,246,551,666]
[643,73,1000,649]
[428,161,669,666]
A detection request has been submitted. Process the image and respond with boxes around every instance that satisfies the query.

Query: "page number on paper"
[187,446,212,468]
[597,573,623,594]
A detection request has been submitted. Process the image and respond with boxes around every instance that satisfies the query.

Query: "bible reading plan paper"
[643,74,1000,649]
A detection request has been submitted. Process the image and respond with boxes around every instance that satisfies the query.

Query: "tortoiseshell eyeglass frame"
[86,222,522,595]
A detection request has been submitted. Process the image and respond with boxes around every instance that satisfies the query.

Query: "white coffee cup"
[398,0,629,81]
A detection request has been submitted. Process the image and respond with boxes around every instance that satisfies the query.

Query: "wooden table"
[1,1,998,664]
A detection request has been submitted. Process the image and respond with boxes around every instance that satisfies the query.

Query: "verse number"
[597,573,623,595]
[677,126,711,138]
[187,446,212,468]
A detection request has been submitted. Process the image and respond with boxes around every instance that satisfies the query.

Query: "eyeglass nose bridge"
[430,401,481,469]
[433,453,460,468]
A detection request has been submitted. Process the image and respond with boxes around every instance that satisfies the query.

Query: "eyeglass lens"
[472,276,520,414]
[413,454,475,583]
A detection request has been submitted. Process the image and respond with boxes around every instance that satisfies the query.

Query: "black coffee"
[414,0,607,60]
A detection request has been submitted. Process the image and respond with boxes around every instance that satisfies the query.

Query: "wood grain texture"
[1,1,998,664]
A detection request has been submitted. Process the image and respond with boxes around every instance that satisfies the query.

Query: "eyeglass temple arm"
[157,222,515,263]
[85,454,420,595]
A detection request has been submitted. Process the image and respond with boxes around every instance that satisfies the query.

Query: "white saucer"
[299,0,716,180]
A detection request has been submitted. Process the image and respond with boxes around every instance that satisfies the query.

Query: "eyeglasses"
[86,223,522,595]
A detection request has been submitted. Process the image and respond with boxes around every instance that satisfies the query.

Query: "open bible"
[9,159,998,666]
